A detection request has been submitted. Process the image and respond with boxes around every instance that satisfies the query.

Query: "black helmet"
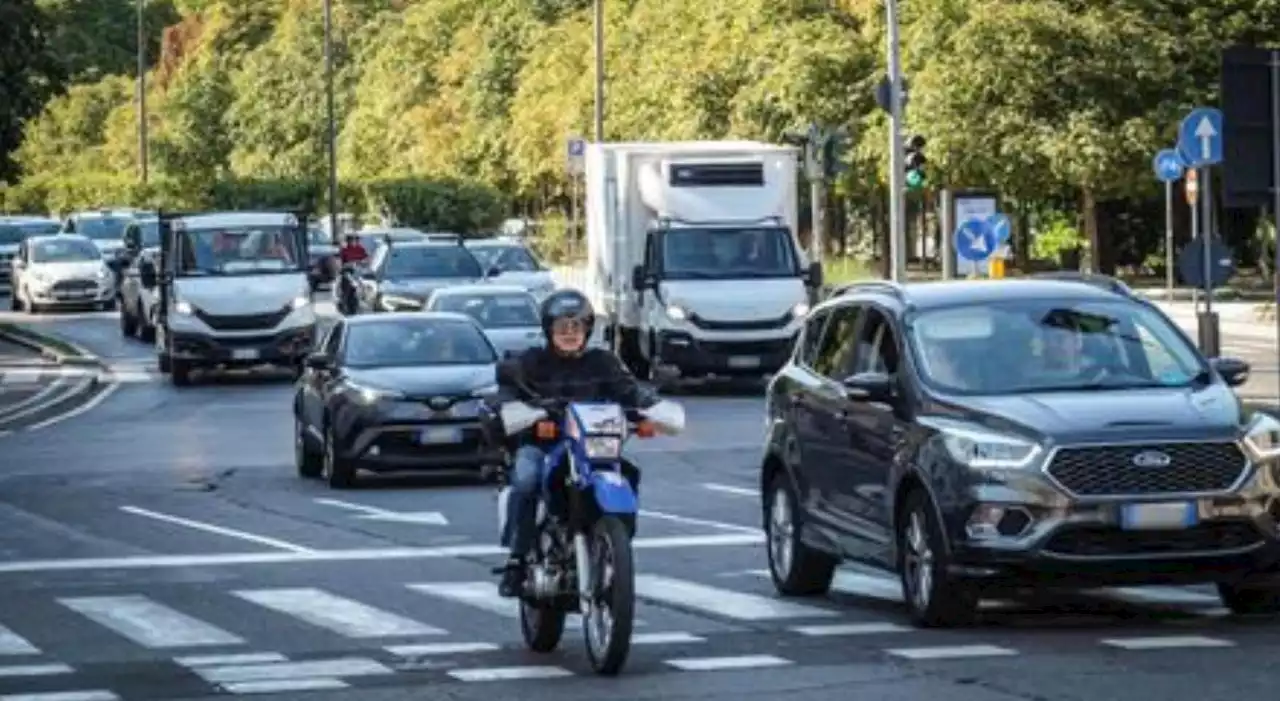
[540,289,595,346]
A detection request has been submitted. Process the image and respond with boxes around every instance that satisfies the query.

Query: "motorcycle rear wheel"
[583,515,635,676]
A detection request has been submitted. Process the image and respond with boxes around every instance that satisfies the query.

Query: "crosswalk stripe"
[885,644,1019,660]
[57,595,245,648]
[385,642,500,657]
[406,582,520,618]
[0,664,73,677]
[446,666,573,682]
[192,657,392,684]
[0,692,119,701]
[664,654,791,671]
[233,588,445,638]
[634,575,838,621]
[176,653,287,668]
[1100,635,1234,650]
[222,679,348,694]
[0,624,39,655]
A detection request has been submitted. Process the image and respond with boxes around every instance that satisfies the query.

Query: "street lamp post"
[323,0,339,239]
[137,0,148,185]
[886,0,906,282]
[592,0,605,142]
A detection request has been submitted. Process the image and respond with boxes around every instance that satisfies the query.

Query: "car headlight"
[290,296,311,309]
[924,419,1042,470]
[381,294,422,310]
[665,304,688,320]
[582,436,622,459]
[1242,412,1280,461]
[791,302,810,318]
[471,383,499,398]
[29,271,49,284]
[350,383,404,403]
[173,300,193,315]
[97,267,112,281]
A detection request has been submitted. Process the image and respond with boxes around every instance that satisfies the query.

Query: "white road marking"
[446,666,574,682]
[385,642,500,656]
[885,644,1019,660]
[0,533,762,574]
[193,657,392,684]
[791,622,911,636]
[407,582,518,618]
[24,380,117,431]
[638,510,759,535]
[176,653,287,667]
[221,679,348,694]
[58,595,245,648]
[0,624,39,655]
[634,575,837,621]
[664,654,792,671]
[701,483,758,498]
[0,664,72,677]
[1,378,82,425]
[0,377,67,420]
[0,692,118,701]
[119,506,315,553]
[234,588,445,638]
[1100,635,1234,650]
[631,632,705,645]
[1104,586,1223,606]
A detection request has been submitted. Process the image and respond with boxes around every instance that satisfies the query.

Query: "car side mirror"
[806,261,824,288]
[1211,356,1250,387]
[841,372,894,402]
[139,263,157,289]
[305,352,331,370]
[631,265,651,291]
[487,265,502,278]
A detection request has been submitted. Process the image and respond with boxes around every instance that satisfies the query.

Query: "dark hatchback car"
[760,276,1280,627]
[293,312,504,488]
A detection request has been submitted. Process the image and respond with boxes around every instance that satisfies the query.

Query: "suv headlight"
[582,436,622,459]
[351,383,404,403]
[1242,413,1280,461]
[97,267,112,281]
[173,300,194,315]
[290,296,310,309]
[791,302,810,318]
[925,419,1043,470]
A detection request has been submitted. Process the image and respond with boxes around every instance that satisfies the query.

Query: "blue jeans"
[501,445,547,557]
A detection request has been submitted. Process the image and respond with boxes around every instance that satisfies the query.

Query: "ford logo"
[1131,450,1172,468]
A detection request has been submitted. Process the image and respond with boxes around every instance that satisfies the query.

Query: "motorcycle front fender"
[589,469,638,514]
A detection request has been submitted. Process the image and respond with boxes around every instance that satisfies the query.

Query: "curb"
[0,323,103,368]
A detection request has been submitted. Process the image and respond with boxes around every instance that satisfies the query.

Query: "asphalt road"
[0,297,1278,701]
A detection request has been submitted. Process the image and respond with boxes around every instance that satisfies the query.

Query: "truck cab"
[140,210,316,386]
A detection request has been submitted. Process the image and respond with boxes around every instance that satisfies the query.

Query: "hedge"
[0,174,509,235]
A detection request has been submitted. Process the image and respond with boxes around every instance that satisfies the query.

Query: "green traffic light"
[906,170,925,189]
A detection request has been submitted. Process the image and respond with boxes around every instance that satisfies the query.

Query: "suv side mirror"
[139,262,157,289]
[305,352,331,370]
[806,261,824,288]
[1211,356,1250,387]
[841,372,894,402]
[631,265,650,291]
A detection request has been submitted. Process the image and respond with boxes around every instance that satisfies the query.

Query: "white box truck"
[583,140,823,380]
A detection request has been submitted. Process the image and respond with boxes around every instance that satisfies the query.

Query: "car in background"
[118,246,161,341]
[306,226,338,291]
[425,284,543,358]
[62,209,138,263]
[464,236,557,299]
[9,234,116,313]
[0,216,61,291]
[357,240,494,312]
[760,275,1280,628]
[293,312,504,488]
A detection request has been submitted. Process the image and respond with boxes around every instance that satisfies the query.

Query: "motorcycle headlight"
[582,436,622,459]
[665,304,688,321]
[1243,412,1280,461]
[924,419,1042,470]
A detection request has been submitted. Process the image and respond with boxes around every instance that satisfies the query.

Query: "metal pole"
[1165,180,1173,301]
[939,188,953,279]
[1270,51,1280,404]
[886,0,907,282]
[323,0,338,239]
[1190,179,1199,309]
[137,0,148,184]
[569,176,579,261]
[811,176,826,266]
[1202,167,1213,315]
[592,0,605,142]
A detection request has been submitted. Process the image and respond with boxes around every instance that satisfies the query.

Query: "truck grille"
[1046,442,1247,497]
[193,305,291,331]
[688,311,792,332]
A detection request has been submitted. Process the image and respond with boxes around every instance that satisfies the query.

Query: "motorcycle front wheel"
[583,515,635,676]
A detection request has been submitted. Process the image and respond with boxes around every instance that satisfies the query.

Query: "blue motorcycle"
[495,396,685,675]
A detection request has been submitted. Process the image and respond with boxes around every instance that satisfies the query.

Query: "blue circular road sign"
[1176,107,1223,167]
[1152,149,1185,182]
[956,219,996,262]
[567,138,586,157]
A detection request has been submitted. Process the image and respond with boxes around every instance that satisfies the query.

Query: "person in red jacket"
[337,234,368,265]
[335,235,369,312]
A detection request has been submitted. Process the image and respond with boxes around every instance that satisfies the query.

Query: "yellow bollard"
[989,257,1005,279]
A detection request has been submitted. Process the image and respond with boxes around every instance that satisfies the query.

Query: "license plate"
[231,349,259,360]
[1120,502,1197,530]
[419,427,462,444]
[728,355,760,369]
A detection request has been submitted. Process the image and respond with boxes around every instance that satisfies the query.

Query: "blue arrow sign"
[1152,148,1185,182]
[955,219,996,262]
[567,137,586,157]
[1177,108,1223,167]
[987,214,1012,244]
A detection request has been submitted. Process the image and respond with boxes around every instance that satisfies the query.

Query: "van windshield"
[659,226,798,280]
[176,226,305,275]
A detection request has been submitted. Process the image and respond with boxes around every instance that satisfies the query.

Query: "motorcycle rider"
[336,234,368,310]
[495,288,652,597]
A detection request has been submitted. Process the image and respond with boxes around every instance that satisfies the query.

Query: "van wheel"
[1217,582,1280,615]
[897,488,978,627]
[764,473,835,595]
[170,357,192,386]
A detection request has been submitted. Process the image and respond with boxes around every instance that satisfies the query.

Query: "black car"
[293,312,505,487]
[357,240,495,312]
[760,275,1280,627]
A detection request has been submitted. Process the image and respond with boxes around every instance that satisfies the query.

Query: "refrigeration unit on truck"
[141,210,316,386]
[584,141,822,381]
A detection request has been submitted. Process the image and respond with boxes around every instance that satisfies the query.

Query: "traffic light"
[905,134,927,189]
[822,128,851,178]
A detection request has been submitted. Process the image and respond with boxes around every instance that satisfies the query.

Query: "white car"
[464,237,557,300]
[118,246,160,341]
[9,234,117,313]
[424,284,543,358]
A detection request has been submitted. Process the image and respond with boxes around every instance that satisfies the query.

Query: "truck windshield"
[76,217,128,240]
[660,226,798,280]
[176,226,305,276]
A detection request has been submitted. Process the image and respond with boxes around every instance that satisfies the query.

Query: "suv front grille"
[193,305,291,331]
[1046,442,1247,497]
[1044,521,1262,556]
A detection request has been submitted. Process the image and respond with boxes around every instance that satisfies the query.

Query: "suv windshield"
[382,246,482,278]
[0,221,60,245]
[31,238,101,263]
[75,217,128,240]
[432,292,539,328]
[908,300,1208,395]
[660,226,798,280]
[344,318,496,368]
[177,226,304,275]
[468,245,540,272]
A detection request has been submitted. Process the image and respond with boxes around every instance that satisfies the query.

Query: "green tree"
[16,75,134,176]
[0,0,63,183]
[38,0,180,83]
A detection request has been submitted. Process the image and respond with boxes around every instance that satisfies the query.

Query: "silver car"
[9,234,117,313]
[464,238,557,300]
[424,284,543,358]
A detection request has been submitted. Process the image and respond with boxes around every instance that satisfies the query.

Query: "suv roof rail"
[1028,272,1134,297]
[831,280,907,301]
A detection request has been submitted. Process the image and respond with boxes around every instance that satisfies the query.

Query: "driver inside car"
[494,288,653,597]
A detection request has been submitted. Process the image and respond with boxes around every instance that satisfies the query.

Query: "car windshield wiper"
[1019,381,1171,393]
